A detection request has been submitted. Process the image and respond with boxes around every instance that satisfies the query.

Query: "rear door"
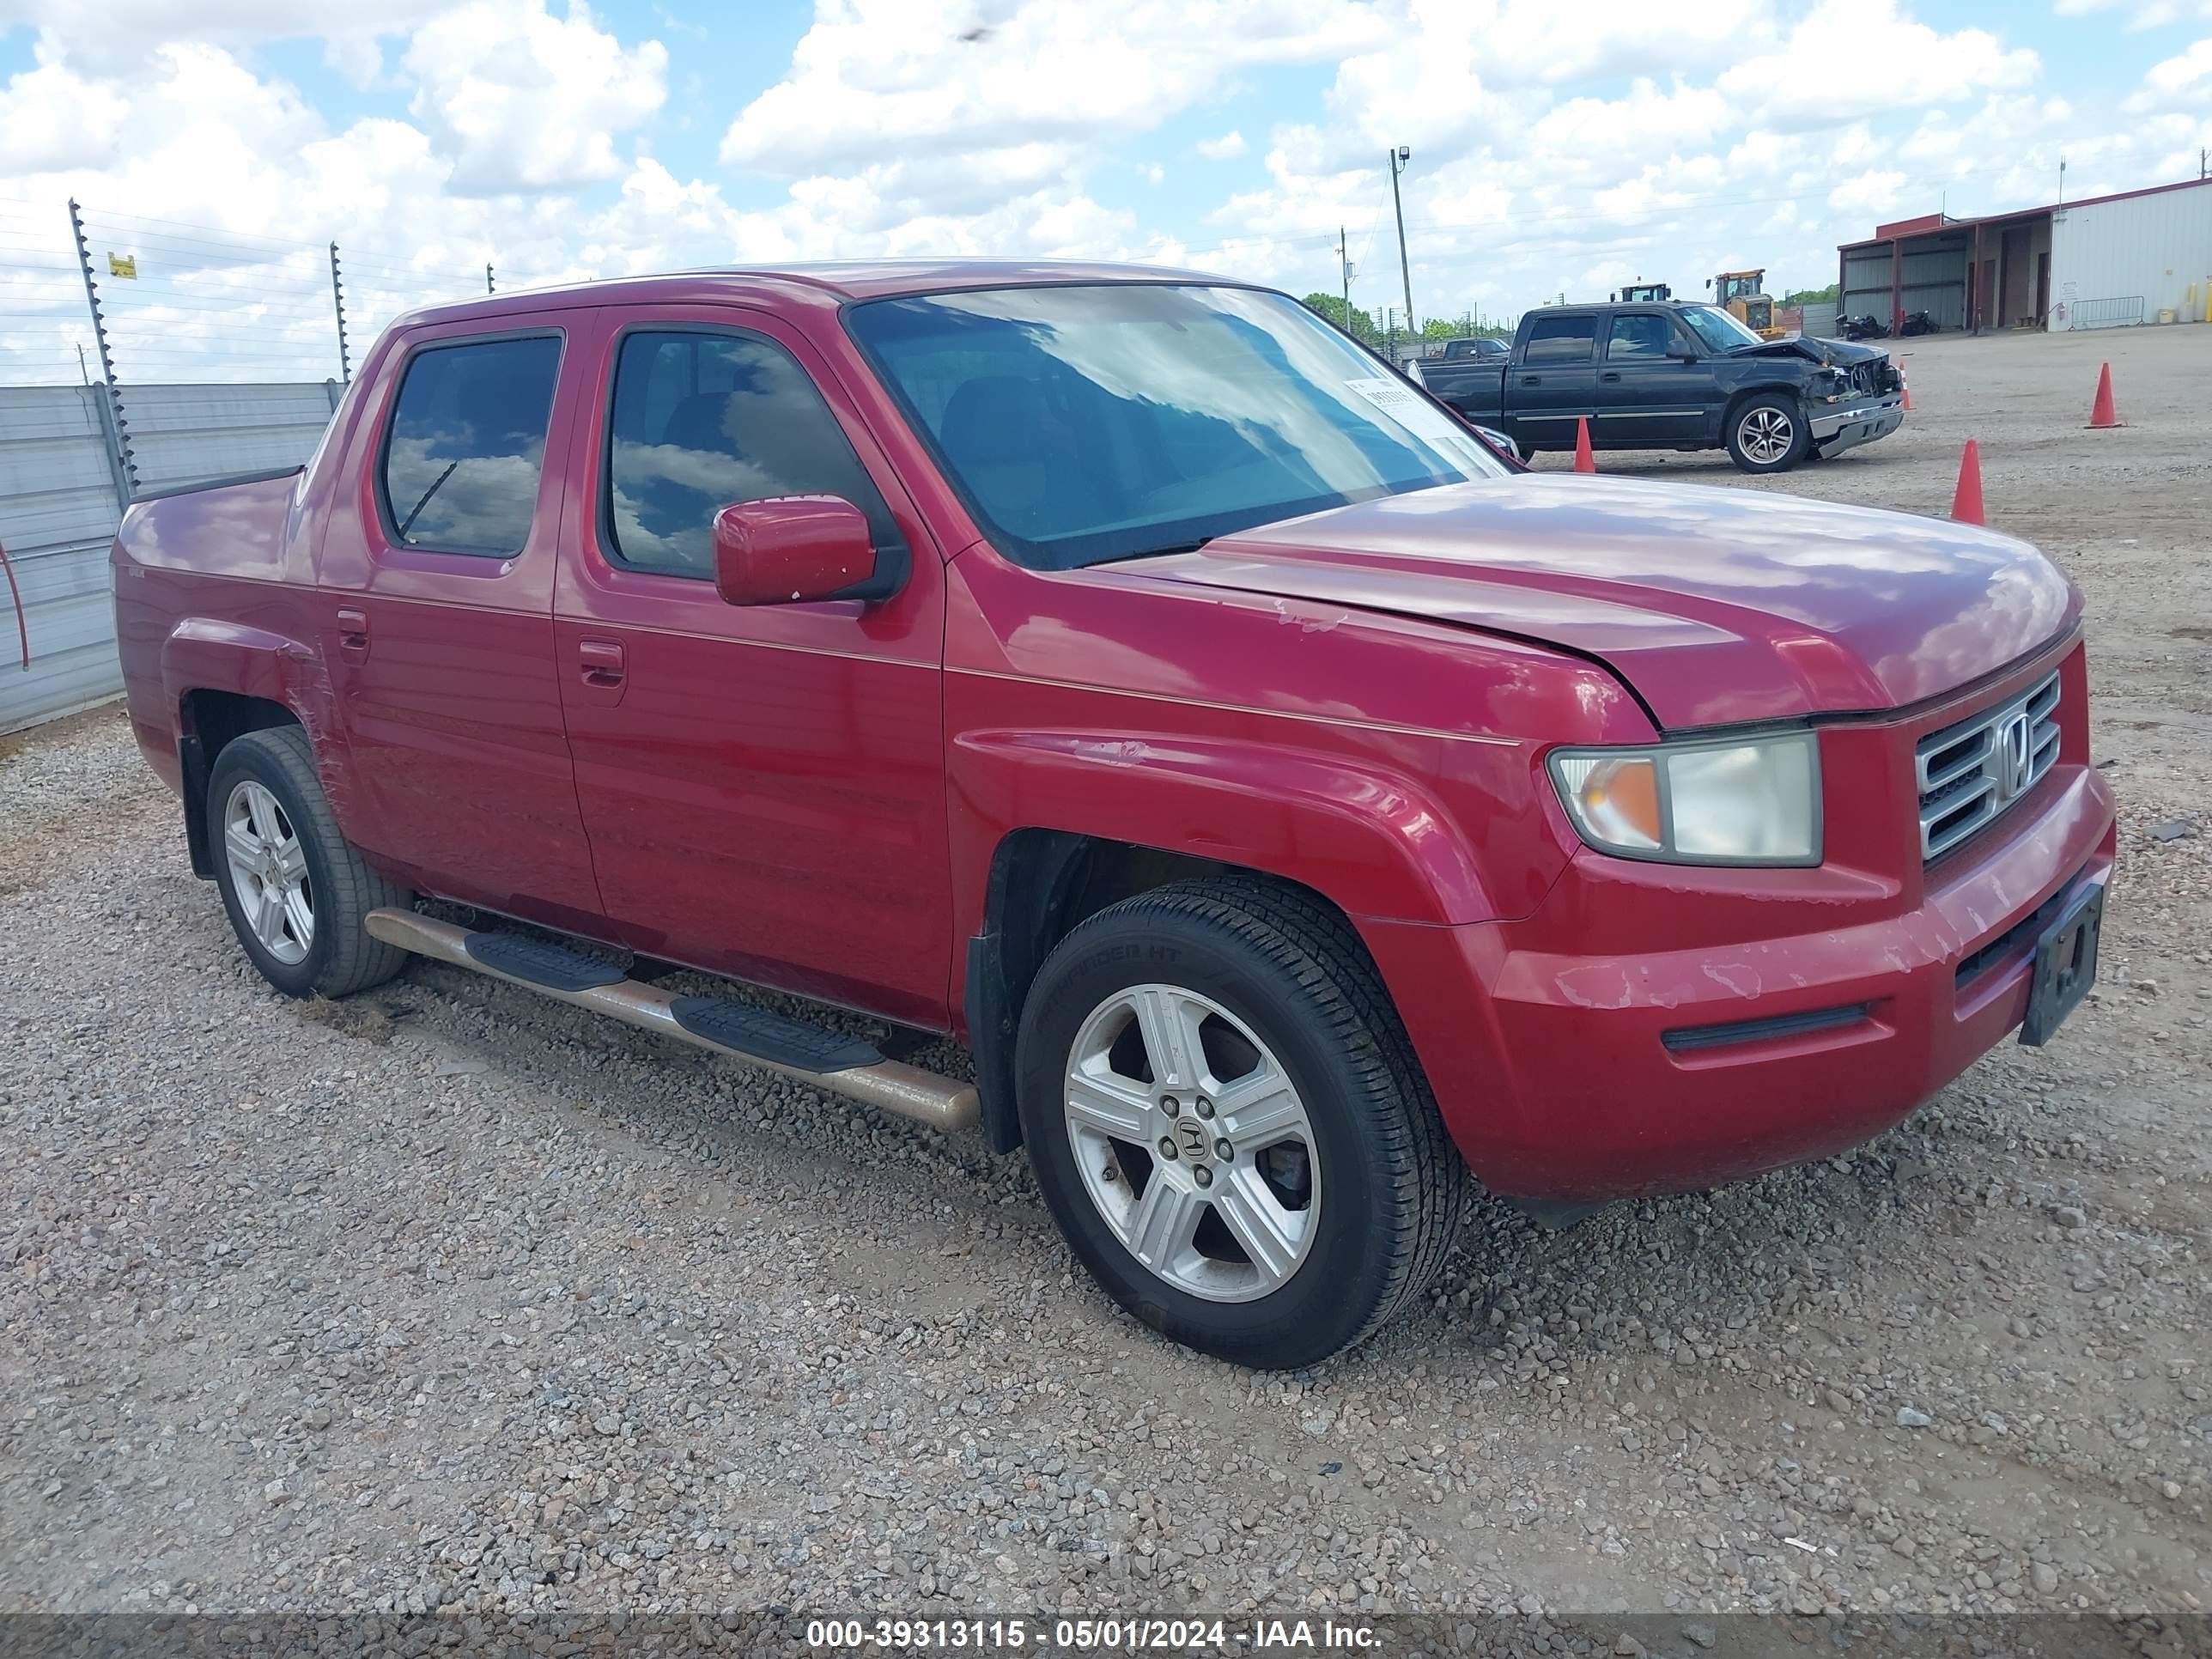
[549,306,952,1029]
[1508,312,1599,444]
[1596,310,1711,446]
[313,313,605,927]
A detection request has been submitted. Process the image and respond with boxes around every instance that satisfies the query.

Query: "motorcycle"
[1838,313,1889,340]
[1899,310,1938,337]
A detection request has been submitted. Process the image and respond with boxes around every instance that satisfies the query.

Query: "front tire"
[206,725,411,999]
[1015,878,1464,1368]
[1725,392,1809,473]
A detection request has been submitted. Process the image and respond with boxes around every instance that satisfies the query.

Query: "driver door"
[550,305,952,1028]
[1597,311,1711,447]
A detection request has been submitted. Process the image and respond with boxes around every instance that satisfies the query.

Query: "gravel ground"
[3,325,2209,1629]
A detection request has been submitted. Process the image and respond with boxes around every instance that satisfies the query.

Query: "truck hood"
[1733,334,1887,369]
[1116,475,2076,729]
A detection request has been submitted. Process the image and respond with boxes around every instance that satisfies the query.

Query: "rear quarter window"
[1523,315,1596,364]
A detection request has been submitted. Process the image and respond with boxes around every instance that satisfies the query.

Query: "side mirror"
[713,496,888,606]
[1668,345,1700,362]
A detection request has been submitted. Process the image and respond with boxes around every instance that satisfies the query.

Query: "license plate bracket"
[2020,882,2105,1047]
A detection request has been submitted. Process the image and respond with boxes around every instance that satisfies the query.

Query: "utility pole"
[486,263,495,295]
[2057,155,2067,205]
[2201,146,2208,181]
[1388,146,1415,339]
[1336,226,1352,335]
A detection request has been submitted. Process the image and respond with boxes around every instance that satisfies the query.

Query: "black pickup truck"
[1412,300,1904,474]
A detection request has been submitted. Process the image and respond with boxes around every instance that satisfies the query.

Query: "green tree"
[1780,282,1840,307]
[1420,313,1511,343]
[1299,292,1380,343]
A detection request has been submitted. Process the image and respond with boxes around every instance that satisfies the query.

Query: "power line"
[1179,184,1845,261]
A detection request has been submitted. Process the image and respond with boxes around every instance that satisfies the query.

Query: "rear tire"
[206,725,412,999]
[1015,878,1465,1369]
[1725,392,1808,473]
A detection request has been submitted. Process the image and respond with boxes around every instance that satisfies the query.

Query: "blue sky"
[1,0,2208,379]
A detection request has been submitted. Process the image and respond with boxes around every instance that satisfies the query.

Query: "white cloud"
[1525,79,1730,161]
[1717,0,2038,129]
[402,0,667,194]
[0,54,132,173]
[0,0,2198,376]
[2124,36,2212,112]
[2053,0,2212,24]
[1826,169,1910,219]
[720,0,1388,188]
[0,0,451,71]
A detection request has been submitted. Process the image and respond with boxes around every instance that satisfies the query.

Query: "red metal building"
[1837,176,2212,335]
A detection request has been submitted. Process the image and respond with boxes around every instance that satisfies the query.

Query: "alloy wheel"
[1062,983,1319,1303]
[1738,406,1794,465]
[223,780,313,965]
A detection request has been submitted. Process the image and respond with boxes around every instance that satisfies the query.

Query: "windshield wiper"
[398,460,461,539]
[1101,537,1212,563]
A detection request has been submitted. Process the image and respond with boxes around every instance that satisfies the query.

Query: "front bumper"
[1811,392,1905,454]
[1364,670,2114,1202]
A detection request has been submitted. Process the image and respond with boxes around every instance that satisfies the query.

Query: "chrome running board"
[363,908,979,1134]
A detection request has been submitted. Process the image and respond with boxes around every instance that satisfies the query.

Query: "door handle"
[1519,374,1541,386]
[1599,371,1622,384]
[578,638,626,689]
[335,605,368,661]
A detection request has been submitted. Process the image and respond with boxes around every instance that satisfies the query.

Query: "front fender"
[949,727,1521,932]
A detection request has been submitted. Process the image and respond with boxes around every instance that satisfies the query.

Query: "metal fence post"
[330,241,352,383]
[69,198,137,506]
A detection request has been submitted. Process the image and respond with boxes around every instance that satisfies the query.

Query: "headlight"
[1547,733,1820,866]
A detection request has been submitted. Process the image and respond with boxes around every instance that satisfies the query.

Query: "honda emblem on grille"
[1994,711,2034,802]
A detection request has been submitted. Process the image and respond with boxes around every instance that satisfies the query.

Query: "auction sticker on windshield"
[1343,376,1423,413]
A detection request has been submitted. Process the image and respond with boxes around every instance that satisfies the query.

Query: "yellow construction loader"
[1709,270,1786,339]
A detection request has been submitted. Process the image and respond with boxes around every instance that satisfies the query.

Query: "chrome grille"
[1916,672,2061,861]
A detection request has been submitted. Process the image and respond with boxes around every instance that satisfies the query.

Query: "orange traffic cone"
[1573,416,1596,472]
[2086,362,2122,428]
[1902,380,1912,411]
[1951,439,1984,525]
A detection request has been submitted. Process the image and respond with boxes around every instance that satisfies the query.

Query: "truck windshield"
[846,283,1508,570]
[1680,305,1766,352]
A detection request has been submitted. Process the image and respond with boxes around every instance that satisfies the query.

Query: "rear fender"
[161,619,356,838]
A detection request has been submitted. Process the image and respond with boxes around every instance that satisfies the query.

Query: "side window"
[1607,314,1672,361]
[380,336,561,556]
[1523,315,1596,364]
[605,330,900,577]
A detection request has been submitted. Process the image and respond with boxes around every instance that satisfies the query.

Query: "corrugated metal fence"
[0,380,338,733]
[0,196,504,734]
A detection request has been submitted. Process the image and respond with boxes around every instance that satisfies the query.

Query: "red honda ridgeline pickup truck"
[115,263,2115,1368]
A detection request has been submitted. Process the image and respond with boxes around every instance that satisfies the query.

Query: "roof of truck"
[395,258,1236,329]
